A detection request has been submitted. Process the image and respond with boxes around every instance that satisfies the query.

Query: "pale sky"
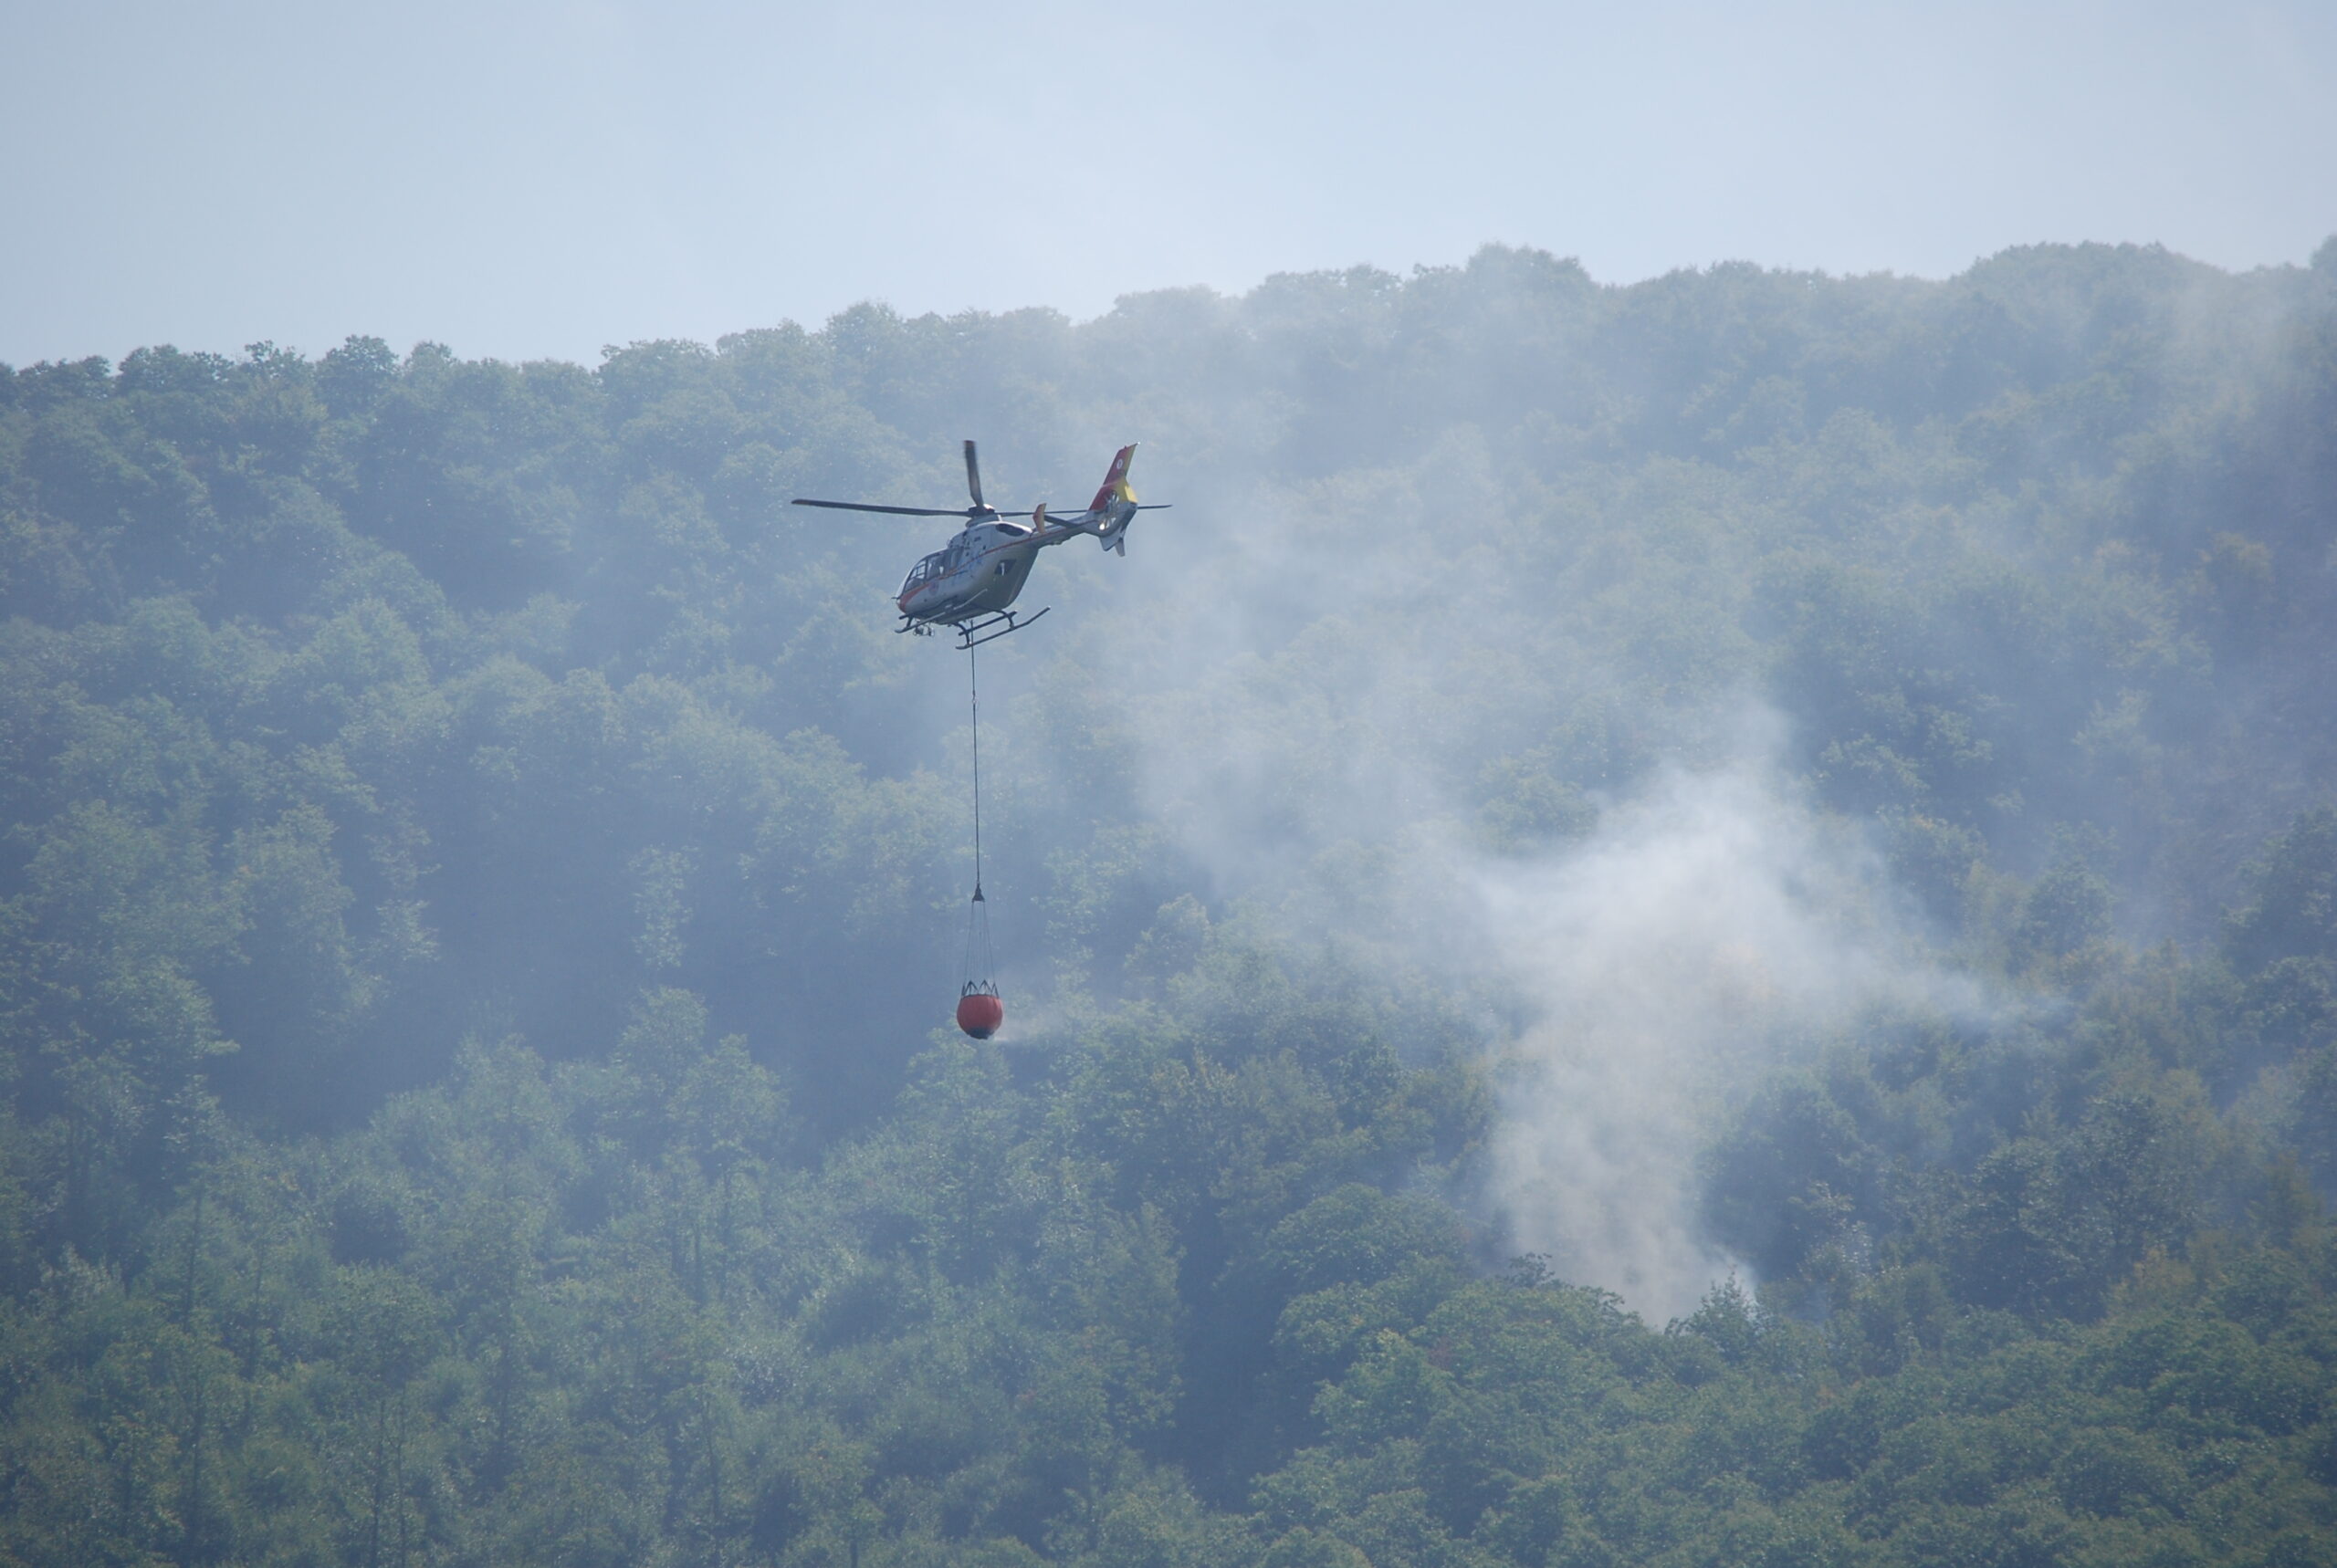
[4,0,2332,367]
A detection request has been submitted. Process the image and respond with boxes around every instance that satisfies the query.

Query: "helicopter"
[792,441,1168,647]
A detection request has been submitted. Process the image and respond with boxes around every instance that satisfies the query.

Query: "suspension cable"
[968,642,983,904]
[961,642,995,996]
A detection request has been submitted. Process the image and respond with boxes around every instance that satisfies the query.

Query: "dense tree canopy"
[3,240,2336,1565]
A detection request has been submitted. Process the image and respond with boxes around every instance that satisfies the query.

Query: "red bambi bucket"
[956,989,1004,1040]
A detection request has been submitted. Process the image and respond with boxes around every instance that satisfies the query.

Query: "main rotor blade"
[963,439,984,508]
[791,498,969,517]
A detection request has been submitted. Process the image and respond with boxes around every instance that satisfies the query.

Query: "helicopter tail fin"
[1087,444,1139,552]
[1087,444,1138,515]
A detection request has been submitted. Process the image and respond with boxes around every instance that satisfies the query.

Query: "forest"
[3,238,2336,1567]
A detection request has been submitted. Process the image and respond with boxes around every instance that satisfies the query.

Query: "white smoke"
[1118,673,1963,1317]
[1467,741,1952,1319]
[1048,432,1974,1320]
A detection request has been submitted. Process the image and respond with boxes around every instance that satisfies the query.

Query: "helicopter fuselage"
[896,517,1045,628]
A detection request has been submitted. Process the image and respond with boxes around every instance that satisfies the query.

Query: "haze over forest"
[5,238,2337,1567]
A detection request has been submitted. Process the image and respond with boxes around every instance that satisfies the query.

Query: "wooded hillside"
[4,241,2336,1566]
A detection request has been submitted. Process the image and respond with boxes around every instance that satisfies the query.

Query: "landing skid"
[949,607,1049,649]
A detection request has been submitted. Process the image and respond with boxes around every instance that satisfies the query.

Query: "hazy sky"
[5,0,2332,367]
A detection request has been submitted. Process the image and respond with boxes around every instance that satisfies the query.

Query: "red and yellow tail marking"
[1087,444,1138,514]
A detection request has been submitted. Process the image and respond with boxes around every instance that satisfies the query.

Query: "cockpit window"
[899,551,948,595]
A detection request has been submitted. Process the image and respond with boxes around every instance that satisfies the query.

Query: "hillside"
[3,242,2336,1566]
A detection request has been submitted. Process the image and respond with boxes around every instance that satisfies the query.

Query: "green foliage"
[4,244,2337,1562]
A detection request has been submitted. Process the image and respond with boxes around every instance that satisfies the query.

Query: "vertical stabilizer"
[1087,444,1138,515]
